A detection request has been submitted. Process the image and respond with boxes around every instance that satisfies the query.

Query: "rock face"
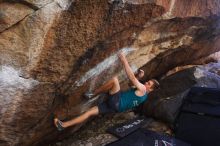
[170,0,220,17]
[125,0,220,17]
[0,0,220,146]
[0,2,34,32]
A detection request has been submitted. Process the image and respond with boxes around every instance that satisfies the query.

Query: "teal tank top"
[119,88,148,112]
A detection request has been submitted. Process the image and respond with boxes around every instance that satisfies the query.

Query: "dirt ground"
[51,111,172,146]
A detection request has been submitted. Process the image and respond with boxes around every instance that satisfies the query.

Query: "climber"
[54,51,160,131]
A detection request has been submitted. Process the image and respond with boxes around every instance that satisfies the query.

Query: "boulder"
[1,0,220,145]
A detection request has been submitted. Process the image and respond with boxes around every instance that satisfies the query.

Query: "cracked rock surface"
[1,0,220,145]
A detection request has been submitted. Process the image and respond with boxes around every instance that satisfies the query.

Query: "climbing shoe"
[55,119,64,131]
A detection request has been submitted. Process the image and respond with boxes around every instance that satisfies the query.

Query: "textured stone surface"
[0,66,55,146]
[0,0,220,146]
[23,0,54,8]
[0,1,65,69]
[157,0,220,18]
[0,2,34,32]
[131,16,220,82]
[172,0,220,17]
[123,0,220,17]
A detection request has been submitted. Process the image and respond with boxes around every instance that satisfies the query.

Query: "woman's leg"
[54,106,99,128]
[94,76,120,95]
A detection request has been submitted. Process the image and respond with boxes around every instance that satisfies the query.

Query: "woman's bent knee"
[87,106,99,116]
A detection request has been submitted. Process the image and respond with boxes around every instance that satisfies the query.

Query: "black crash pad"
[106,116,151,138]
[106,128,190,146]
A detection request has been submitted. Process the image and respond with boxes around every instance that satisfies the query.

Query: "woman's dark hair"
[151,79,160,90]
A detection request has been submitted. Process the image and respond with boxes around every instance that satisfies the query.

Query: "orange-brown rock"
[172,0,220,17]
[124,0,220,17]
[0,2,33,32]
[1,0,220,146]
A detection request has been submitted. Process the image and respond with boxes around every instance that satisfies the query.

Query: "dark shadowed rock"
[143,62,220,124]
